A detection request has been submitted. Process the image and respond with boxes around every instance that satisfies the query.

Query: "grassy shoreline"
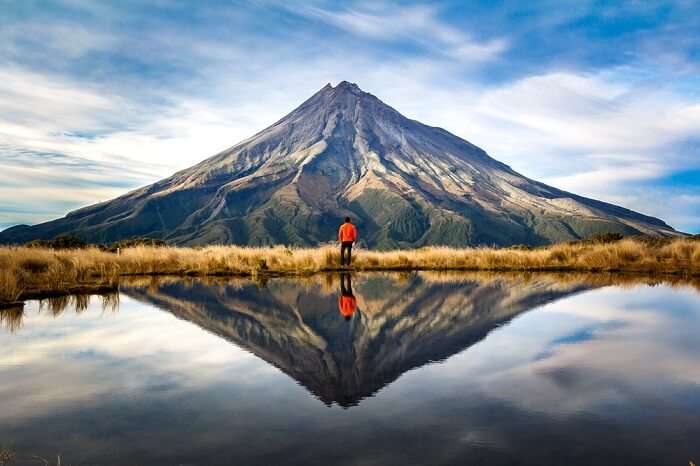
[1,237,699,305]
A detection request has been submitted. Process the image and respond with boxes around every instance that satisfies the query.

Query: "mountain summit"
[0,81,679,247]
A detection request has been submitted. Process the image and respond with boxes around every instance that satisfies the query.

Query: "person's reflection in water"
[338,273,357,321]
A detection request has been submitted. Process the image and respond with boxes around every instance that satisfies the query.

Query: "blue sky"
[1,0,699,232]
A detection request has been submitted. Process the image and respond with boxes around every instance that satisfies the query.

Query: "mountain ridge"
[0,81,680,247]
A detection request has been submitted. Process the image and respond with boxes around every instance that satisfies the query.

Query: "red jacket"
[338,222,357,242]
[339,295,357,317]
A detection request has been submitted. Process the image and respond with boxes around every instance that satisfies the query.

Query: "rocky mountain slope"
[0,81,680,247]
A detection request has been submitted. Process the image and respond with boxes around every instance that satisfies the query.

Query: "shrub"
[104,238,168,252]
[19,257,50,273]
[52,235,88,249]
[25,234,87,250]
[509,244,532,250]
[24,239,51,248]
[589,232,624,243]
[615,241,641,262]
[548,250,568,263]
[633,235,674,248]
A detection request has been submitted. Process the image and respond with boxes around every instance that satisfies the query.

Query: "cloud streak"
[299,2,508,62]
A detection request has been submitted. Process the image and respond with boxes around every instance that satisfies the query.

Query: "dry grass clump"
[1,237,699,304]
[0,247,120,304]
[0,269,23,303]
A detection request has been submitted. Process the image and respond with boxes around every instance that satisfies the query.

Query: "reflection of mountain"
[123,273,592,407]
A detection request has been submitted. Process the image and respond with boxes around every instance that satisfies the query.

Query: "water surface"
[1,272,699,465]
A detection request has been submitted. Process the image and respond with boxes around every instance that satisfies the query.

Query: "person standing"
[338,217,357,266]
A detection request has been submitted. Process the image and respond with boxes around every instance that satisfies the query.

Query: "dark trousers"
[340,241,353,266]
[340,273,353,295]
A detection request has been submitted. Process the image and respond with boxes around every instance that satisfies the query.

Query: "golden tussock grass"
[1,238,699,304]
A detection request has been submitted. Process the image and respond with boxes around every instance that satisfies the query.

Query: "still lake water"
[1,272,699,465]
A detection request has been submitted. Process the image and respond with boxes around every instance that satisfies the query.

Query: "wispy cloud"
[477,71,700,155]
[299,2,508,62]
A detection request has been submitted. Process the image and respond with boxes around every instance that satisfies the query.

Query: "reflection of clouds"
[0,295,276,422]
[437,285,700,416]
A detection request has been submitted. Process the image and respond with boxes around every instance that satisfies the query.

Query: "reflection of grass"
[0,447,68,466]
[0,447,15,464]
[419,270,700,292]
[38,292,119,316]
[120,270,700,300]
[1,237,700,304]
[0,306,24,333]
[0,292,119,333]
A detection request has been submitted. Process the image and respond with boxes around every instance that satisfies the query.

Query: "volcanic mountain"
[0,81,679,247]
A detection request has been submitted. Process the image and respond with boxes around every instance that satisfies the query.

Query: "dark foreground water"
[1,273,699,465]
